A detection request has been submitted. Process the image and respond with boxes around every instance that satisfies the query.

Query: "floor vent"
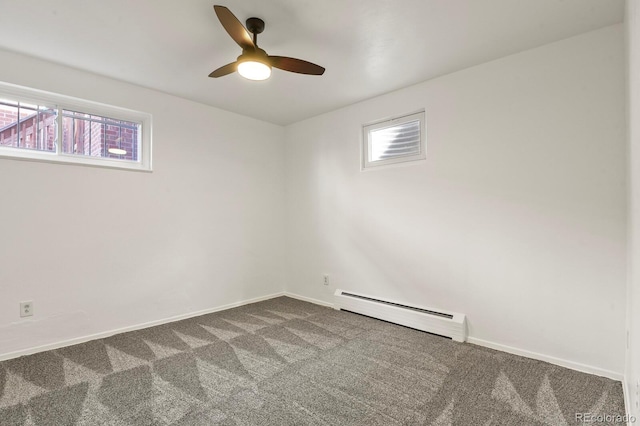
[334,289,467,342]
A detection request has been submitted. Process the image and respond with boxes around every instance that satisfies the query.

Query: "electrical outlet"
[323,274,329,286]
[20,301,33,317]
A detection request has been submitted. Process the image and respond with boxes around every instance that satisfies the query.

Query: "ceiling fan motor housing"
[238,47,270,67]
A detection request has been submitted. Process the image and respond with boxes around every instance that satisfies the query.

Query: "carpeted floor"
[0,296,625,425]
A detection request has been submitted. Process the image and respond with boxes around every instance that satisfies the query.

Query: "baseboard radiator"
[333,289,467,342]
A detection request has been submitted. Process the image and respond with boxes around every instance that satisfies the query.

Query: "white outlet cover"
[20,301,33,317]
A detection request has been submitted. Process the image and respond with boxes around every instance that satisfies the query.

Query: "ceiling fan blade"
[213,5,255,51]
[268,56,325,75]
[209,62,237,78]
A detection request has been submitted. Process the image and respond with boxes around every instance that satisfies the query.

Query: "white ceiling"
[0,0,624,125]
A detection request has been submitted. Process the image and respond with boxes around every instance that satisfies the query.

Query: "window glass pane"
[369,120,421,162]
[0,99,56,152]
[62,110,140,161]
[0,100,20,148]
[38,108,57,152]
[19,104,39,150]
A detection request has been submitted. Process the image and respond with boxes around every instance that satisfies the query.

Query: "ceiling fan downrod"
[245,17,264,46]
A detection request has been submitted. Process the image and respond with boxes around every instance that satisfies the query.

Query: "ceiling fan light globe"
[237,60,271,80]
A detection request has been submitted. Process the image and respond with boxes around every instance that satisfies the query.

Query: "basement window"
[0,81,151,171]
[362,111,426,169]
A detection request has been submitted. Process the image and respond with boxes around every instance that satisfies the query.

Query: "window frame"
[0,81,152,172]
[362,110,426,170]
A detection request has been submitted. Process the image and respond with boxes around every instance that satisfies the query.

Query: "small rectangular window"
[0,81,151,171]
[362,111,426,169]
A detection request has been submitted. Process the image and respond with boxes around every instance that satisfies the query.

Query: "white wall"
[627,0,640,417]
[285,25,627,376]
[0,49,285,357]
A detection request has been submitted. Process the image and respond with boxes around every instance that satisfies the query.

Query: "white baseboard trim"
[467,337,623,381]
[283,292,334,308]
[0,291,286,362]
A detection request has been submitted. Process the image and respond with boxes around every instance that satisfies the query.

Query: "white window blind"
[362,111,425,169]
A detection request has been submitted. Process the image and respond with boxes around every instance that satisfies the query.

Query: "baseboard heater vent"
[334,289,467,342]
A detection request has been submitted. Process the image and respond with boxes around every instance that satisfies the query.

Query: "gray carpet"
[0,297,625,425]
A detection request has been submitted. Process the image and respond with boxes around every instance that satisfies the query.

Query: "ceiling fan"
[209,5,325,81]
